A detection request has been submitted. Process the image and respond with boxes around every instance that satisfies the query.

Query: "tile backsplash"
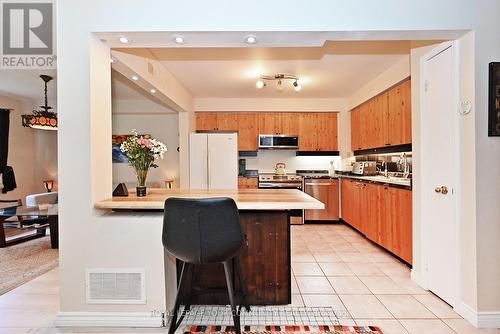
[242,150,341,173]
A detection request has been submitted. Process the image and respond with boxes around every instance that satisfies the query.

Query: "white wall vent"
[85,268,146,304]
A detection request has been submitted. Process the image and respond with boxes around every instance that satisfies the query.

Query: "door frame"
[419,40,461,307]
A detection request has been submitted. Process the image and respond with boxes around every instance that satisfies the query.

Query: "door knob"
[435,186,449,194]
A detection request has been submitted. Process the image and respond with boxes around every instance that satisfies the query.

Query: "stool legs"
[234,257,250,312]
[223,260,241,334]
[168,262,190,334]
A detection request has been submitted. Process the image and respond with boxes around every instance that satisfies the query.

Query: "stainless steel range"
[258,173,303,189]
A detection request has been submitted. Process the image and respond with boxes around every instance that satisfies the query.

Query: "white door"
[189,133,208,189]
[207,133,238,189]
[422,43,457,306]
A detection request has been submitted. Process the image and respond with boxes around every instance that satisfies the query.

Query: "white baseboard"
[455,302,500,328]
[410,269,427,290]
[55,311,163,327]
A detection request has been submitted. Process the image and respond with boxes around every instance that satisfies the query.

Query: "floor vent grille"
[86,268,145,304]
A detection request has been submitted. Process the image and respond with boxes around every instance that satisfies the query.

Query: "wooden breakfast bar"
[95,189,324,305]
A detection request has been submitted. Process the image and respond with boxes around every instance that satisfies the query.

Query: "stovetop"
[296,169,331,178]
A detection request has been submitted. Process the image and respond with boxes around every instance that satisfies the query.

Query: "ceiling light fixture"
[110,57,116,63]
[293,80,302,92]
[131,75,139,81]
[119,36,130,44]
[21,75,57,131]
[150,88,156,94]
[244,35,258,44]
[173,35,185,44]
[256,74,302,92]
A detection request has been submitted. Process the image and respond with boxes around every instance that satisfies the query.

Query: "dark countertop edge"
[338,174,412,190]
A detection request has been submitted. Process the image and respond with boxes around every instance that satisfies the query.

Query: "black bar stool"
[162,197,250,334]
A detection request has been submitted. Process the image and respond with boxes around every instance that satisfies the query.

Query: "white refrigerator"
[189,132,238,189]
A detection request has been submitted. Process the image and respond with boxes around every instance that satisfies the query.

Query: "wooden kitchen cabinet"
[238,211,290,304]
[298,113,318,151]
[387,79,412,146]
[341,179,413,264]
[258,113,281,134]
[258,112,299,135]
[238,177,258,189]
[316,113,338,151]
[280,113,300,135]
[216,113,238,131]
[236,113,259,151]
[299,113,338,151]
[350,79,411,151]
[196,113,218,131]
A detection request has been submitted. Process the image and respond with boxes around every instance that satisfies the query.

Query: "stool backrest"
[162,197,243,264]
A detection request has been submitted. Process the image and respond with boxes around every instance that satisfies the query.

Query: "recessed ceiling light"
[150,88,156,94]
[131,75,139,81]
[174,35,185,44]
[244,35,257,44]
[119,36,130,44]
[110,57,116,63]
[256,80,265,89]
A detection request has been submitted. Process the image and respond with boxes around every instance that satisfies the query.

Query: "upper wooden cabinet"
[196,113,218,131]
[350,79,411,151]
[299,113,338,151]
[236,113,259,151]
[258,112,299,135]
[195,111,337,152]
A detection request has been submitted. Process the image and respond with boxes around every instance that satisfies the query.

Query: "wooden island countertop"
[94,188,324,211]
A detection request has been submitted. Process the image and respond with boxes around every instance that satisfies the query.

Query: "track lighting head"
[255,74,301,92]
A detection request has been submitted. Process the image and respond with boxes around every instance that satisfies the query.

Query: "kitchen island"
[95,188,324,305]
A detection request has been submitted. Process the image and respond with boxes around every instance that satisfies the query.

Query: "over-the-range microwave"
[258,134,299,150]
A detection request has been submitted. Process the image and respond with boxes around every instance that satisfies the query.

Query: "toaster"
[352,161,378,176]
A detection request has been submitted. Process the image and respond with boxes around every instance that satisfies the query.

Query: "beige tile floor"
[0,224,499,334]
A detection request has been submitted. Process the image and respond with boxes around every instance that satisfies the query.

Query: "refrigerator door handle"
[207,149,211,189]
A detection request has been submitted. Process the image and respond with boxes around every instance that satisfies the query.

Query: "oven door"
[258,182,302,189]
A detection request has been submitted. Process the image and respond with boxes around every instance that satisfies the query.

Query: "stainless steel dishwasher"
[303,178,340,222]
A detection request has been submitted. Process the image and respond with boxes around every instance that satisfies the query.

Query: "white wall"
[56,0,500,327]
[0,95,58,202]
[112,112,180,189]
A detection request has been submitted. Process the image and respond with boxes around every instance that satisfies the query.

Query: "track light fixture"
[256,74,301,92]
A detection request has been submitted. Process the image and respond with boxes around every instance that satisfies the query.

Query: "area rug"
[183,325,383,334]
[0,234,58,295]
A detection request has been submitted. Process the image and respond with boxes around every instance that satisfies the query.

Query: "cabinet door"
[387,80,412,146]
[317,113,338,151]
[237,113,259,151]
[359,103,370,150]
[217,113,238,131]
[350,108,361,151]
[299,113,318,151]
[280,113,299,135]
[401,80,412,144]
[374,93,388,148]
[389,188,412,263]
[378,185,392,250]
[258,113,281,134]
[358,183,369,234]
[196,113,218,131]
[238,212,289,305]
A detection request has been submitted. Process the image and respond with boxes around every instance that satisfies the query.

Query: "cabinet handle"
[385,143,391,146]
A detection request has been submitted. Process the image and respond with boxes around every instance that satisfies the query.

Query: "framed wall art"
[489,62,500,136]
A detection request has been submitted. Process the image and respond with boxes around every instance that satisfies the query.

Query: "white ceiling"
[148,42,413,98]
[158,54,407,98]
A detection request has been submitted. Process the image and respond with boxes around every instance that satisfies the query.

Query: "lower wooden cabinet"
[177,211,290,305]
[238,177,258,189]
[341,179,412,264]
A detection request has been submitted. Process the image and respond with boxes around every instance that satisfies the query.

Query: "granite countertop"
[94,188,325,211]
[338,174,412,189]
